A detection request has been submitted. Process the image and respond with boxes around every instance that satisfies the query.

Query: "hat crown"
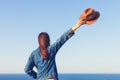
[80,8,100,25]
[84,8,96,21]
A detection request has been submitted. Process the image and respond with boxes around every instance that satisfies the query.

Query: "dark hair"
[38,32,50,60]
[38,32,50,48]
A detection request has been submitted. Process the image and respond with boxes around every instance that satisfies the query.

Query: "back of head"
[38,32,50,48]
[38,32,50,60]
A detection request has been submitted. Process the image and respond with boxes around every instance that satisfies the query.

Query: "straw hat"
[80,8,100,25]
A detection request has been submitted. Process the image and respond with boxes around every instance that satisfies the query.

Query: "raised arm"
[50,19,86,56]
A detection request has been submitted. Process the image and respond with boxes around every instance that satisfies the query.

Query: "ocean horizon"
[0,73,120,80]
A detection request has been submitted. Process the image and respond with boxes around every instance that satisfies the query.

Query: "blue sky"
[0,0,120,73]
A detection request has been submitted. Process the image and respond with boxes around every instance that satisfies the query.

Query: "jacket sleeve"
[51,28,75,56]
[24,53,37,79]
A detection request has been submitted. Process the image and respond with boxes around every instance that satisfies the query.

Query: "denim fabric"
[24,28,74,80]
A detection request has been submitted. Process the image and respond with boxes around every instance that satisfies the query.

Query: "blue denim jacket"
[24,28,74,80]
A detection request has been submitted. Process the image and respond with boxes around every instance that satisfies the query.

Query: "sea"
[0,74,120,80]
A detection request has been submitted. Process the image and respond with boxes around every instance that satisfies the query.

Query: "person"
[24,8,100,80]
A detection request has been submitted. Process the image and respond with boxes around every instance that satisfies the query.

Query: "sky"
[0,0,120,74]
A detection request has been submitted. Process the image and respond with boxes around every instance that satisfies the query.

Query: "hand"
[72,19,86,31]
[77,18,86,26]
